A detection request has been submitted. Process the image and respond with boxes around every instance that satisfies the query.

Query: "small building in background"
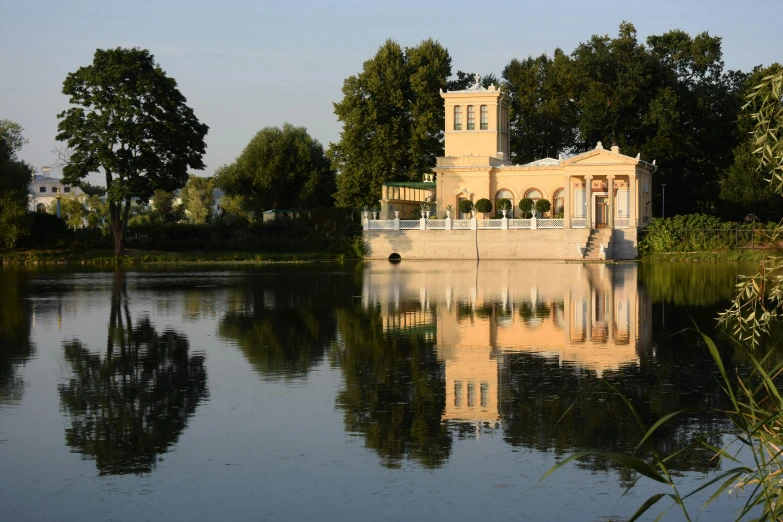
[28,166,83,212]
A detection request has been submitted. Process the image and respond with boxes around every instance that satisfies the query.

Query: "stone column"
[607,175,615,229]
[629,174,637,229]
[585,175,593,229]
[563,176,571,228]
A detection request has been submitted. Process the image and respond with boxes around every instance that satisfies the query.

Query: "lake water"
[0,260,770,521]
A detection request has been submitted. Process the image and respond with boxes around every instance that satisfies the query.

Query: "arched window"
[467,105,475,130]
[36,203,46,213]
[495,189,515,217]
[480,105,488,129]
[454,106,462,130]
[525,189,542,202]
[553,188,564,217]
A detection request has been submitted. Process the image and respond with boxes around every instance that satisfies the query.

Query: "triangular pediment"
[561,148,640,166]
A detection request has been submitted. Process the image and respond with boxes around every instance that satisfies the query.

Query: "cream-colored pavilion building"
[381,77,655,229]
[370,77,655,260]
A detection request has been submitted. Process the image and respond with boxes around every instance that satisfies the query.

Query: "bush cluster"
[637,214,778,255]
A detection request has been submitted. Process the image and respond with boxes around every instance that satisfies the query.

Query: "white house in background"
[28,166,84,212]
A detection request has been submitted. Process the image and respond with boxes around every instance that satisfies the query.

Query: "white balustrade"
[366,217,579,231]
[508,219,531,229]
[477,219,503,229]
[571,218,587,228]
[538,218,565,229]
[368,220,395,230]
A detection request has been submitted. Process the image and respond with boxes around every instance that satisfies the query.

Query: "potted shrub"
[535,198,551,218]
[474,198,492,219]
[518,198,534,219]
[458,199,474,218]
[496,198,512,217]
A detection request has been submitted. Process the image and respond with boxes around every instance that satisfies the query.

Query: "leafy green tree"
[535,198,551,216]
[447,71,498,91]
[216,123,335,211]
[55,196,88,229]
[0,120,34,248]
[180,175,214,224]
[86,194,109,229]
[519,198,534,218]
[458,199,474,215]
[77,181,106,197]
[332,39,452,207]
[503,50,578,164]
[474,198,492,217]
[719,64,783,221]
[56,47,208,256]
[151,189,180,223]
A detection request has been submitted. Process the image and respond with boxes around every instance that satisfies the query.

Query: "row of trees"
[329,25,782,221]
[2,25,779,255]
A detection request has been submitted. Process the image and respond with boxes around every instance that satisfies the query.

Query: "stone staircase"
[582,228,612,260]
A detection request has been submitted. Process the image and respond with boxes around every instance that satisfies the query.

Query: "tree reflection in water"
[217,271,356,380]
[0,269,34,404]
[58,271,208,475]
[334,306,451,469]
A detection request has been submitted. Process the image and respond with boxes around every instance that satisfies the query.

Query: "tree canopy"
[56,47,208,255]
[216,123,334,212]
[331,39,452,208]
[0,120,34,248]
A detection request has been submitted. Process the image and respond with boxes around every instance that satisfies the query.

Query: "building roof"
[522,157,560,167]
[382,181,436,188]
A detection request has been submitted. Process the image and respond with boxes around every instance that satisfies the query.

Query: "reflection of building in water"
[363,261,652,425]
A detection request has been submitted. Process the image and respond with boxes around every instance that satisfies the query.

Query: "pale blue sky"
[1,0,780,184]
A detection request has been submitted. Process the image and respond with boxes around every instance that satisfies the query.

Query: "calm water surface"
[0,260,771,521]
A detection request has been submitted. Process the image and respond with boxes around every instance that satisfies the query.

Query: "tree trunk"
[109,198,132,257]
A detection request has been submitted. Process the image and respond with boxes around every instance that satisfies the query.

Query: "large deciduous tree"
[331,39,452,208]
[0,120,34,249]
[503,49,578,164]
[719,64,783,221]
[215,123,335,212]
[56,47,208,256]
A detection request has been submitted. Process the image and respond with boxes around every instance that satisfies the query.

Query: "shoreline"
[1,249,353,266]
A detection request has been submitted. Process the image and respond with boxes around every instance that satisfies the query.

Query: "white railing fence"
[508,219,531,229]
[571,218,587,228]
[368,220,395,230]
[477,219,503,229]
[539,218,564,229]
[365,216,634,231]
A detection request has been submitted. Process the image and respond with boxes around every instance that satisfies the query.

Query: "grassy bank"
[0,248,355,265]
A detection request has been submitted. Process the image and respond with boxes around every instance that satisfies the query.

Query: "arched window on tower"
[467,105,475,130]
[480,105,488,130]
[454,106,462,130]
[495,189,515,218]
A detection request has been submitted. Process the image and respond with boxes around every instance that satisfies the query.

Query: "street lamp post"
[661,184,666,218]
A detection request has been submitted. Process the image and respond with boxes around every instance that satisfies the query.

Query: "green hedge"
[638,214,778,255]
